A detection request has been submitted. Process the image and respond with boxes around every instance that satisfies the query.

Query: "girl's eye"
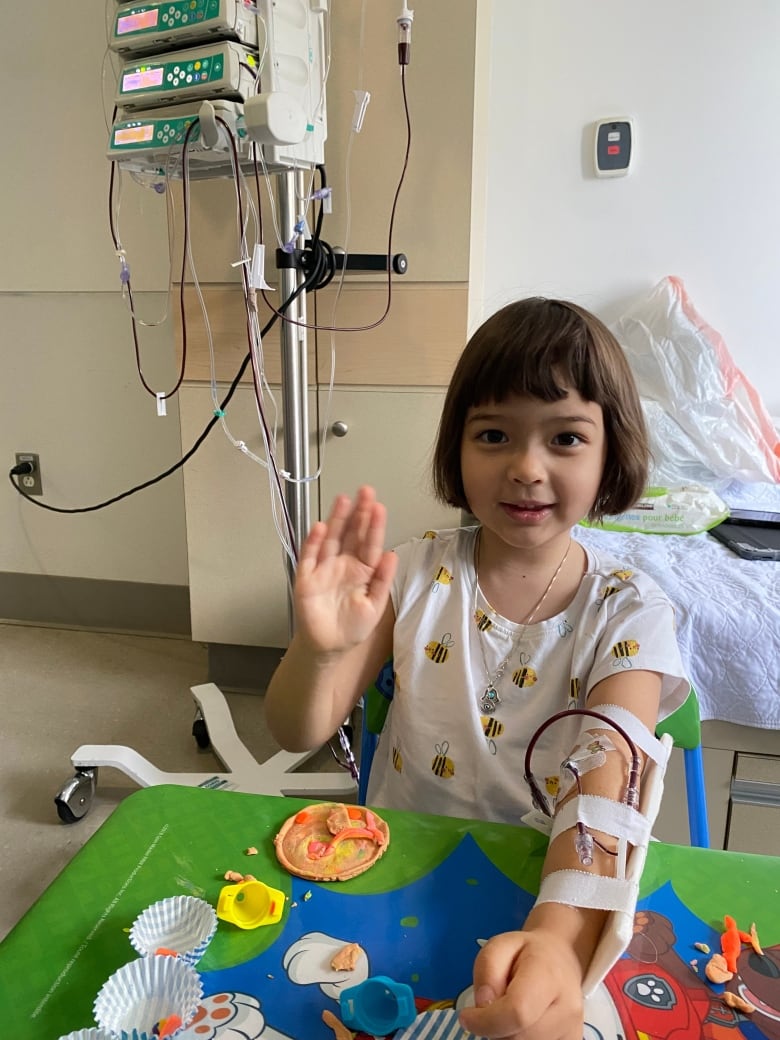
[553,432,584,447]
[477,429,508,444]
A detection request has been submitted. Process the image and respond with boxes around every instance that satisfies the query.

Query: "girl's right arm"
[264,486,397,751]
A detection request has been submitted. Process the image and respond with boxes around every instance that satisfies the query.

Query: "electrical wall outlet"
[14,452,43,496]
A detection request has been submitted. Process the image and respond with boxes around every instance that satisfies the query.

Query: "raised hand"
[294,486,398,654]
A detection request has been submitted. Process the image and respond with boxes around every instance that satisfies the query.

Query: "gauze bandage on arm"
[525,708,672,995]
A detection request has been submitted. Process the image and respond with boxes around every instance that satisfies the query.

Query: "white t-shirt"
[366,526,689,824]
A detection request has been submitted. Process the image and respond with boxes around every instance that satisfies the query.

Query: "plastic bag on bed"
[611,276,780,486]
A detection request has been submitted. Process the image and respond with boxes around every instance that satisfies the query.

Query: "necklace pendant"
[480,686,501,714]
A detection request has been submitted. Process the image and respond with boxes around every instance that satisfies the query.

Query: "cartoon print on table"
[198,834,535,1040]
[177,991,294,1040]
[599,886,780,1040]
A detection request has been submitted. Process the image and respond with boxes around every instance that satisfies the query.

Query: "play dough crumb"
[322,1008,355,1040]
[723,991,755,1014]
[224,870,256,883]
[705,953,733,984]
[246,847,258,856]
[331,942,364,971]
[749,922,764,956]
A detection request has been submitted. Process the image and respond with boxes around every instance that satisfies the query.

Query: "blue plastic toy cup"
[339,975,416,1035]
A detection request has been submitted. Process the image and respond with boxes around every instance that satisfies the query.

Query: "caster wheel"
[55,768,97,824]
[192,716,211,750]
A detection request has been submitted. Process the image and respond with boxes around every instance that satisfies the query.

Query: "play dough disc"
[274,802,390,882]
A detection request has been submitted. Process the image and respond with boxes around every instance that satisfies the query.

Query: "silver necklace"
[474,534,572,715]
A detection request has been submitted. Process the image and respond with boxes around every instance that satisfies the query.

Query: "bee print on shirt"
[431,565,453,593]
[557,617,573,638]
[510,652,537,688]
[392,743,404,774]
[422,530,437,539]
[611,639,640,668]
[611,568,633,581]
[597,585,621,610]
[545,775,560,798]
[474,608,493,632]
[481,714,504,756]
[424,632,454,664]
[431,741,455,778]
[568,676,581,710]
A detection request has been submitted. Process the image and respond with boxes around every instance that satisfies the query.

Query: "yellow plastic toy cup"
[216,880,285,929]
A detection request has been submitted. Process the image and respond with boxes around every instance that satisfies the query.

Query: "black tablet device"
[708,509,780,561]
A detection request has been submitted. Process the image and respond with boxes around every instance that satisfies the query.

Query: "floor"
[0,623,343,943]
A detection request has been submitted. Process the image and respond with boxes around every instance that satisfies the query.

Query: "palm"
[294,488,396,653]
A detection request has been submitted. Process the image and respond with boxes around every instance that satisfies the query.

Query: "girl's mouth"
[500,502,552,522]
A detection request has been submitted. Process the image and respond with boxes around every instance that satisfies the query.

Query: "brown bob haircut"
[432,297,649,522]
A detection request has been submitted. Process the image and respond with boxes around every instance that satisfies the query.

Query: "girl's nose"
[507,449,544,484]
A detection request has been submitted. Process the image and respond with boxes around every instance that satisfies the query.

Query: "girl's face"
[460,388,607,556]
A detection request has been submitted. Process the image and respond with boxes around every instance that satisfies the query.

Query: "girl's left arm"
[459,668,663,1040]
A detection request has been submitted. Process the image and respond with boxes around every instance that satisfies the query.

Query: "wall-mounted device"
[116,40,258,110]
[110,0,259,57]
[594,118,633,178]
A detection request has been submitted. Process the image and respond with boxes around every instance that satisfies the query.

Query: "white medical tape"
[582,704,670,767]
[549,794,652,848]
[535,869,638,913]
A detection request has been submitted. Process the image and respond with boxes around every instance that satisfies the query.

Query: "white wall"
[471,0,780,416]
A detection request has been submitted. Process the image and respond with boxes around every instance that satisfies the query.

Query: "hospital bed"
[572,479,780,850]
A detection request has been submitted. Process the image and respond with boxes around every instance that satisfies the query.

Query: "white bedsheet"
[573,519,780,731]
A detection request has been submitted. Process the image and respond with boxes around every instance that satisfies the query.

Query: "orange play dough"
[274,802,390,881]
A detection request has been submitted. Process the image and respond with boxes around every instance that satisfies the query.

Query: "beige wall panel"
[0,8,174,291]
[313,283,467,386]
[176,284,293,385]
[318,388,460,547]
[1,293,188,584]
[180,283,467,387]
[324,1,476,282]
[180,384,314,646]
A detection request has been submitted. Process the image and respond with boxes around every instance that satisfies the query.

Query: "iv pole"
[276,167,312,632]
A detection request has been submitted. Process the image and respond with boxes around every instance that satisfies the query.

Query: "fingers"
[306,487,387,568]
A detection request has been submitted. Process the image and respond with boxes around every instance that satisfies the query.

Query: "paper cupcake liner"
[393,1008,487,1040]
[57,1030,115,1040]
[93,955,203,1040]
[129,896,217,966]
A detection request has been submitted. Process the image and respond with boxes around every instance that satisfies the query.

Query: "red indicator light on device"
[607,145,620,155]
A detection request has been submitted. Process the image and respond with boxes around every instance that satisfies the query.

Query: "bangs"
[461,302,602,409]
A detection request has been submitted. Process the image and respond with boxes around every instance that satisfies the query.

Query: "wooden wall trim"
[177,281,467,387]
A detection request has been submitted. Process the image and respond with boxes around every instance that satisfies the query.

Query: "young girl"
[265,297,688,1040]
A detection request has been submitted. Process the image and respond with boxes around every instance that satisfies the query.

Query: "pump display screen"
[116,9,160,35]
[114,124,155,145]
[122,66,164,92]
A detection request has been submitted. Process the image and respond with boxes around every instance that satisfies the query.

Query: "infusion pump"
[110,0,258,57]
[108,101,248,178]
[108,0,328,173]
[116,40,258,110]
